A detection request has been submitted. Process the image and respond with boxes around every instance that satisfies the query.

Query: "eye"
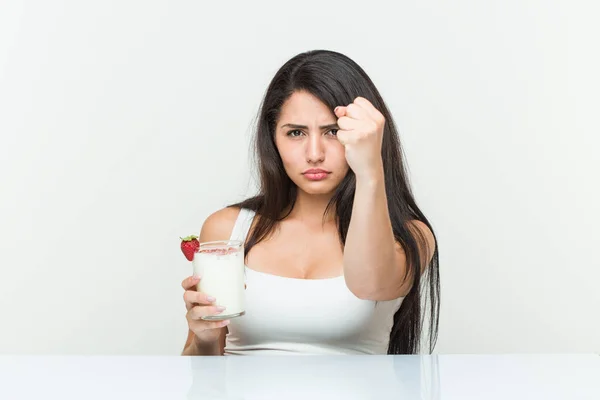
[327,129,339,136]
[287,129,304,137]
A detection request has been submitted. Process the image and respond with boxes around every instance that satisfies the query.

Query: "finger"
[337,116,356,131]
[181,275,200,291]
[190,319,231,330]
[353,96,374,110]
[354,97,384,122]
[188,305,227,321]
[183,290,216,307]
[334,106,347,118]
[336,129,353,146]
[344,103,369,120]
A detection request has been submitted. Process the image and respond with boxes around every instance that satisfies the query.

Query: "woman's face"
[274,91,349,196]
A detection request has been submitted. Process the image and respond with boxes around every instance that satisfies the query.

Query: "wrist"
[193,334,215,349]
[354,164,385,186]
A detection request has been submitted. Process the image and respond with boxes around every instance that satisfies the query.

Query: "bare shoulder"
[407,220,436,266]
[199,206,242,242]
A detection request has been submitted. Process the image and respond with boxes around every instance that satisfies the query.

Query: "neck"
[286,189,336,223]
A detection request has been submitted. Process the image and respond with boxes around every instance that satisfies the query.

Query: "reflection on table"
[187,355,440,400]
[0,354,597,399]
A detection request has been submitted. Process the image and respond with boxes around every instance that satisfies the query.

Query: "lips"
[302,168,330,181]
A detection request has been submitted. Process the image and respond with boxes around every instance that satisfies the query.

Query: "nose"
[306,133,325,164]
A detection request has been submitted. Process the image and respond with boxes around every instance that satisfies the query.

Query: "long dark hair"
[230,49,440,354]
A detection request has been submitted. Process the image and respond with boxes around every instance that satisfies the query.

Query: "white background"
[1,0,598,355]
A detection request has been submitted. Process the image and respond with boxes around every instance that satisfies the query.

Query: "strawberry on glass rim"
[180,235,199,261]
[180,236,241,262]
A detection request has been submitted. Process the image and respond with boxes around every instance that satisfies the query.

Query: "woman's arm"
[181,328,226,356]
[334,98,435,301]
[180,207,241,356]
[343,171,435,301]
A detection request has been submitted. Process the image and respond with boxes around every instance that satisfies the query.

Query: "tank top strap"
[229,208,256,243]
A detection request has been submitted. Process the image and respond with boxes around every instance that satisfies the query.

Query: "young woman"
[181,50,440,356]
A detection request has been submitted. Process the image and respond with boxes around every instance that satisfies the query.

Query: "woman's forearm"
[343,170,406,300]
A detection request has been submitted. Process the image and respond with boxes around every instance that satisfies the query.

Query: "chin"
[296,181,340,196]
[301,188,334,196]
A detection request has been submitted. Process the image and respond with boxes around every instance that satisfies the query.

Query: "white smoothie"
[192,242,245,319]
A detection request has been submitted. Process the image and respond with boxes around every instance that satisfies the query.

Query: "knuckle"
[183,290,194,303]
[196,292,207,303]
[190,305,204,319]
[186,308,194,321]
[182,276,196,289]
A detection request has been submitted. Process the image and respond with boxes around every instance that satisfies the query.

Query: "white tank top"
[224,208,405,356]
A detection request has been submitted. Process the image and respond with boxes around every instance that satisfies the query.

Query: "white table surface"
[0,354,598,399]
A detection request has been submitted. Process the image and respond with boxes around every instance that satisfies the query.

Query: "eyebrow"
[280,123,339,130]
